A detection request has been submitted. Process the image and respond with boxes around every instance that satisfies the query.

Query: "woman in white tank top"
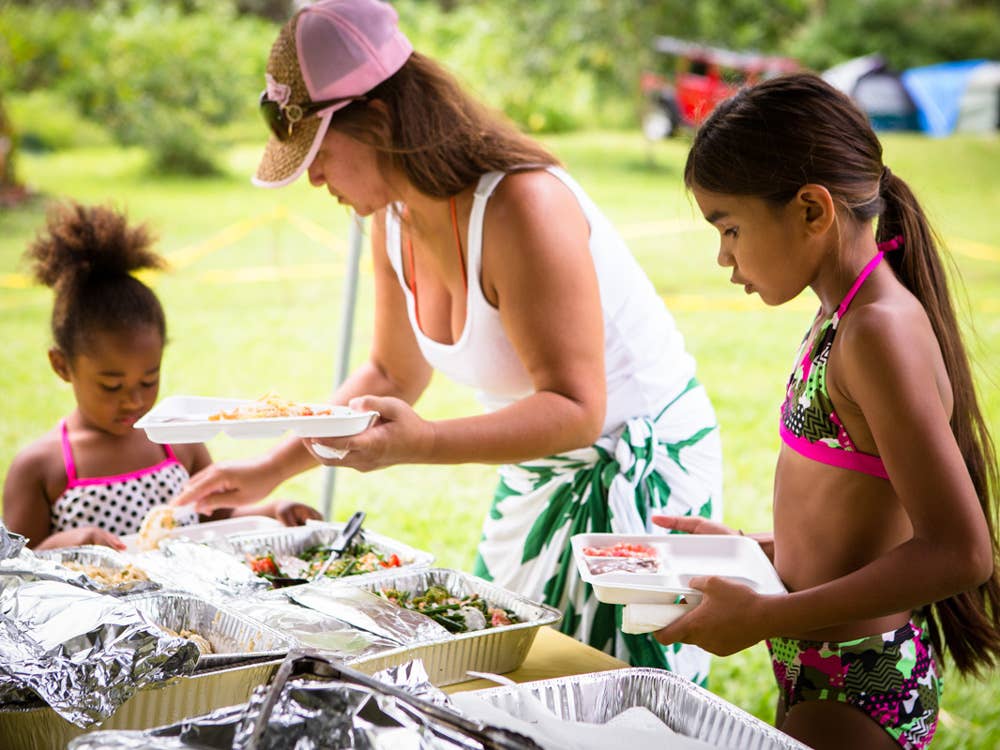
[177,0,721,684]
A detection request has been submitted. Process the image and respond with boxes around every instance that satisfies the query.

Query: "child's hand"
[653,576,771,656]
[37,526,126,551]
[275,500,323,527]
[652,515,738,535]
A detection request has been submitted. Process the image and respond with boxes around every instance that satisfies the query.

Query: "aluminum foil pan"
[316,568,562,686]
[126,591,296,669]
[465,668,808,750]
[135,539,270,600]
[225,596,399,661]
[226,520,435,587]
[36,545,160,597]
[0,578,198,727]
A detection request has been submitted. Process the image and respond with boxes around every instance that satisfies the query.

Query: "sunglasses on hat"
[259,91,366,141]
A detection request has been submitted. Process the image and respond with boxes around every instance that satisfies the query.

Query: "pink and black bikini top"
[50,419,190,537]
[779,243,900,480]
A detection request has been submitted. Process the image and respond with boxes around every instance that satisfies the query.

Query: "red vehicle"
[641,36,798,139]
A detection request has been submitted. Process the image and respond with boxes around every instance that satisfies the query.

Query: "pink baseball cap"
[253,0,413,188]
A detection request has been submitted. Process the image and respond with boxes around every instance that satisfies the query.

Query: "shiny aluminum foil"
[71,659,486,750]
[371,659,453,708]
[0,522,26,560]
[125,591,296,668]
[466,668,809,750]
[36,545,161,597]
[69,704,249,749]
[226,595,399,659]
[0,576,199,727]
[287,579,452,644]
[137,539,270,600]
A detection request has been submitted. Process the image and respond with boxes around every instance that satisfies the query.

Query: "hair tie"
[877,235,904,253]
[879,165,893,193]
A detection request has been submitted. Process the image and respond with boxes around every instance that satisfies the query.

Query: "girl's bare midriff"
[773,446,914,642]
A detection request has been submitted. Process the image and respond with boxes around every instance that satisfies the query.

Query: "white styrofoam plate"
[570,532,786,605]
[120,515,283,553]
[134,395,378,444]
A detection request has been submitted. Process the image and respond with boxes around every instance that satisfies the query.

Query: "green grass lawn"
[1,132,998,746]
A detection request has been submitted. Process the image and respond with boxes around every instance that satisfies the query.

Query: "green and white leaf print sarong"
[473,378,723,686]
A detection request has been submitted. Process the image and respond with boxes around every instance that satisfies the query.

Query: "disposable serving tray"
[225,520,435,587]
[36,545,160,597]
[124,591,296,669]
[334,568,562,686]
[0,660,280,750]
[470,667,809,750]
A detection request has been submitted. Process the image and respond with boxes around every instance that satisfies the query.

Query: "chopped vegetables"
[377,584,519,633]
[245,540,405,583]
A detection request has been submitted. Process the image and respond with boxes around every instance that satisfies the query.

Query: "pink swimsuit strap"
[60,419,180,489]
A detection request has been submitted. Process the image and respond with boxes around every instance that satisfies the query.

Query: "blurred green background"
[1,1,998,747]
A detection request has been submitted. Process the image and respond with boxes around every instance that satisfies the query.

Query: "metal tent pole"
[320,212,365,519]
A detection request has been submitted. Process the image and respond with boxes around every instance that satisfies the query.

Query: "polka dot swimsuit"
[50,420,190,537]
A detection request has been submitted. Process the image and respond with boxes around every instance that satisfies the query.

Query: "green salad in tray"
[246,540,403,582]
[378,584,520,633]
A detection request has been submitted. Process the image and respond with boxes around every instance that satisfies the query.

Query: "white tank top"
[385,167,695,435]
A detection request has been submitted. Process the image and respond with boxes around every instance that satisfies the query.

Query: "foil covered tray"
[36,545,160,597]
[225,520,435,587]
[0,660,280,750]
[467,668,809,750]
[319,568,563,686]
[125,591,296,669]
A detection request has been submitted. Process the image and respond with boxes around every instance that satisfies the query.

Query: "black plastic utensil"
[266,510,367,588]
[311,510,366,581]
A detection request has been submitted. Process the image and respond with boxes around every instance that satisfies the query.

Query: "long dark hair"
[685,73,1000,676]
[328,52,559,198]
[26,202,166,359]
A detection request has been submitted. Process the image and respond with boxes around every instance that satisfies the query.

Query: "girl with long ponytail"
[652,73,999,749]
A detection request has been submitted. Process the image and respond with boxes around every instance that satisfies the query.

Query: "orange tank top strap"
[404,197,467,331]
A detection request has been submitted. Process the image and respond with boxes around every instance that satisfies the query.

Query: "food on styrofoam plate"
[63,561,150,587]
[208,392,333,421]
[136,506,178,551]
[582,541,661,575]
[378,584,519,633]
[247,540,405,584]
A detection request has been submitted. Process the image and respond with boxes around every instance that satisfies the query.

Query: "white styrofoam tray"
[571,533,786,605]
[120,515,283,554]
[134,395,378,444]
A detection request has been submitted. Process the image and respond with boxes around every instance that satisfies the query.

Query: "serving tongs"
[269,510,366,588]
[237,651,545,750]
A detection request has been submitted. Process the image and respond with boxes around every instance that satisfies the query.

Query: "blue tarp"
[901,60,988,137]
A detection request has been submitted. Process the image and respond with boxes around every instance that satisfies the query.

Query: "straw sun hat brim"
[252,108,337,189]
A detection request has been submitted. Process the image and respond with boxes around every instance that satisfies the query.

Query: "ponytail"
[880,171,1000,677]
[685,73,1000,676]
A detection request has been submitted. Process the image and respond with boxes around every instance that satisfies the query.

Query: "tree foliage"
[1,0,998,176]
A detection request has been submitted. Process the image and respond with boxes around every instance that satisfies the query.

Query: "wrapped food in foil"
[0,522,26,560]
[287,579,452,644]
[227,596,399,659]
[0,576,199,727]
[136,539,270,600]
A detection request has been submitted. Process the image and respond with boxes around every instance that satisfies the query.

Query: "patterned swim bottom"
[767,619,941,750]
